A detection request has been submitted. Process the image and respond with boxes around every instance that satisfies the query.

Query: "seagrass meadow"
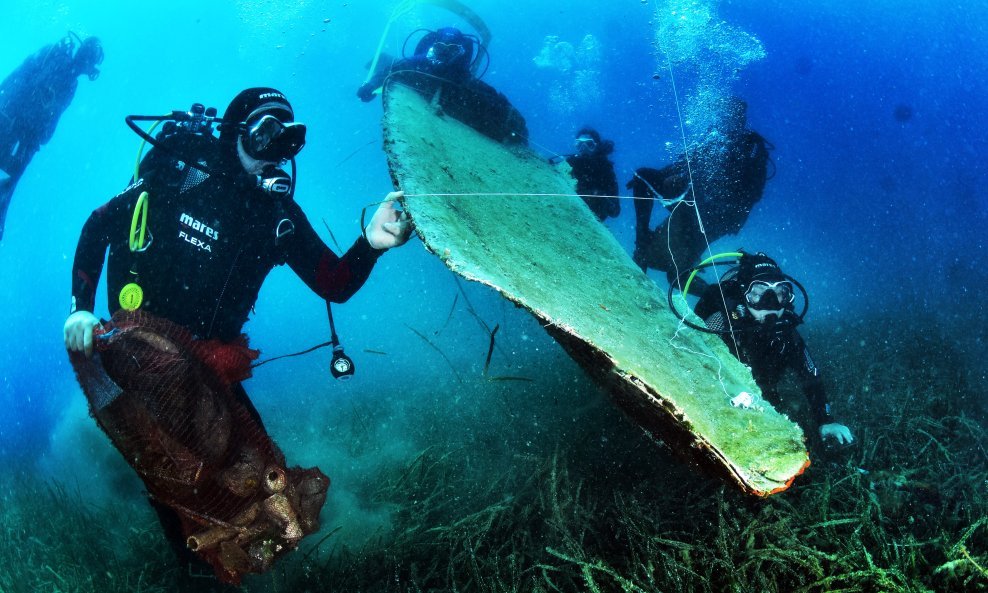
[1,1,986,592]
[1,312,984,593]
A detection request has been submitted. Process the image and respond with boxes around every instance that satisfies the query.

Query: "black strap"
[251,340,333,369]
[327,300,341,348]
[250,300,341,370]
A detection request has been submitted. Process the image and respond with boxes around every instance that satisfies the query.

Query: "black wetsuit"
[69,134,383,577]
[566,152,620,221]
[629,130,769,281]
[360,54,529,145]
[0,40,82,240]
[694,280,833,428]
[70,136,382,341]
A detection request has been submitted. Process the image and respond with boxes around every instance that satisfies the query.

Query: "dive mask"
[244,115,306,162]
[575,135,598,155]
[744,280,794,310]
[426,41,466,65]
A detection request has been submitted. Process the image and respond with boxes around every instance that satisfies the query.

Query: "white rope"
[402,192,652,201]
[655,37,743,395]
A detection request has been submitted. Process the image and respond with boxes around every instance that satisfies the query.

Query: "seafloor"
[1,312,985,593]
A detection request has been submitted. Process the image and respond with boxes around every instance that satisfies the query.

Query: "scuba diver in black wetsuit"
[357,26,528,145]
[358,26,475,99]
[0,33,103,241]
[628,97,772,289]
[682,252,854,447]
[64,87,411,344]
[62,87,412,587]
[564,128,620,221]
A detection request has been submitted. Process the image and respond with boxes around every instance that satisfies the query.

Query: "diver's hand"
[357,83,377,102]
[64,311,102,358]
[365,191,413,250]
[820,423,854,445]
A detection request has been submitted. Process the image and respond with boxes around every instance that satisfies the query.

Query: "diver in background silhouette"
[629,97,772,289]
[357,26,528,145]
[565,127,619,221]
[0,33,103,241]
[693,252,853,446]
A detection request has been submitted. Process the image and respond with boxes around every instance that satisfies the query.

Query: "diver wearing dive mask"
[690,252,855,448]
[64,85,414,583]
[562,127,620,221]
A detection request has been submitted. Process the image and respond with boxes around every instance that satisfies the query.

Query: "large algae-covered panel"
[381,82,808,495]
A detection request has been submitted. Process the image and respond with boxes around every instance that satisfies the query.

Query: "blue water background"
[0,0,984,544]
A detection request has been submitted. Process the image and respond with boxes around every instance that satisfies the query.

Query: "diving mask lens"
[245,115,306,162]
[745,280,794,309]
[575,136,598,155]
[427,42,465,65]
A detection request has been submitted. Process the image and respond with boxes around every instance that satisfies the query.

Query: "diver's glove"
[365,191,413,250]
[820,422,854,445]
[357,83,377,102]
[63,310,103,358]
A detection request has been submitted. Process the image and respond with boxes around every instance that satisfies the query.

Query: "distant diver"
[629,97,772,290]
[64,87,412,586]
[560,127,620,221]
[0,32,103,241]
[893,103,913,122]
[357,26,529,145]
[671,251,855,447]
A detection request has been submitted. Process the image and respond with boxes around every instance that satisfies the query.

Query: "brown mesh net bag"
[70,310,328,585]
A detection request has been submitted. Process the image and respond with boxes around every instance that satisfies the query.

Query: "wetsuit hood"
[219,88,295,146]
